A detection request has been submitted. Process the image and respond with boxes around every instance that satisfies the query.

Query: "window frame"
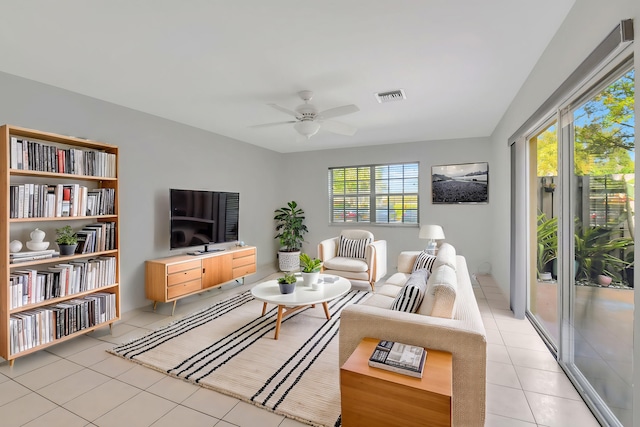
[328,162,419,225]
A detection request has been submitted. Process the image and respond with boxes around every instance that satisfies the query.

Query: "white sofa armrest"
[339,304,486,427]
[318,237,340,262]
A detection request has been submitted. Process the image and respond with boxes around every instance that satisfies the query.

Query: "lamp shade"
[418,224,445,240]
[294,121,321,139]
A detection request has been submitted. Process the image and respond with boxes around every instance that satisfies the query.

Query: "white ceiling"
[0,1,575,153]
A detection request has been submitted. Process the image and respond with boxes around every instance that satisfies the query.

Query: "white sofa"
[339,244,487,426]
[318,229,387,291]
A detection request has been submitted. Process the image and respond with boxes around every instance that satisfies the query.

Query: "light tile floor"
[0,274,601,426]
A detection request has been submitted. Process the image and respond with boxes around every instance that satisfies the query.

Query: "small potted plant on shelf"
[274,201,308,272]
[277,273,297,294]
[56,225,78,255]
[300,253,322,287]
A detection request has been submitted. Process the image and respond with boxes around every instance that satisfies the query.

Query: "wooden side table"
[340,337,452,427]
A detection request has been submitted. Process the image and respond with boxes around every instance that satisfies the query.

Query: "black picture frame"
[432,162,489,204]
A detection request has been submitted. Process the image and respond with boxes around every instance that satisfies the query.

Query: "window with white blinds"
[328,162,419,224]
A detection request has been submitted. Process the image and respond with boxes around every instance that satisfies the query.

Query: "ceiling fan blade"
[250,120,297,128]
[319,104,359,119]
[268,103,299,117]
[321,120,358,136]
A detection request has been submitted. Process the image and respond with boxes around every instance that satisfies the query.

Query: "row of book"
[9,292,117,355]
[9,183,115,218]
[9,256,117,309]
[77,222,117,254]
[9,137,116,178]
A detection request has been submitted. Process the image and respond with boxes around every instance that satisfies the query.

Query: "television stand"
[146,246,257,315]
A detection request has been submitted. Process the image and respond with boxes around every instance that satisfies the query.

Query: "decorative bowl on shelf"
[26,241,50,251]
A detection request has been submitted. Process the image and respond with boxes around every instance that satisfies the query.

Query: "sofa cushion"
[418,264,457,318]
[434,242,457,271]
[412,251,437,273]
[323,257,369,272]
[337,236,371,259]
[363,293,396,309]
[390,269,429,313]
[386,272,410,287]
[377,284,403,298]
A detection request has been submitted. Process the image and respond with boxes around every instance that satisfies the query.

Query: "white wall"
[0,71,283,312]
[283,137,493,276]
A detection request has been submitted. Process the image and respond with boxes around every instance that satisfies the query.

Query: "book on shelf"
[10,249,58,258]
[368,340,427,378]
[10,252,60,263]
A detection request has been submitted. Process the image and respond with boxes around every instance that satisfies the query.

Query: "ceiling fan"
[252,90,359,139]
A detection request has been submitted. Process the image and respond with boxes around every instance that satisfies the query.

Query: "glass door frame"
[555,57,635,427]
[519,49,634,426]
[525,117,561,355]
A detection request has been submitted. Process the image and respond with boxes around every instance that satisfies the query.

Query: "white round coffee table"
[250,274,351,339]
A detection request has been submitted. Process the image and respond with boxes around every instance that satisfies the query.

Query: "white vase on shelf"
[9,240,22,253]
[30,228,45,243]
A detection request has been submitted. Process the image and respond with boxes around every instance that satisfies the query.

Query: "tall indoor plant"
[274,201,308,271]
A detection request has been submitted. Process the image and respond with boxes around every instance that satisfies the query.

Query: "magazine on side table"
[368,340,427,378]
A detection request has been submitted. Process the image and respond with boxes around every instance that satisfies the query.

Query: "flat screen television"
[170,189,239,251]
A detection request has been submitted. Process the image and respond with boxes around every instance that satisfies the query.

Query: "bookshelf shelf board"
[8,250,119,268]
[10,169,117,181]
[10,215,118,223]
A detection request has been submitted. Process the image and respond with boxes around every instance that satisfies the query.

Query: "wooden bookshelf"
[1,125,120,365]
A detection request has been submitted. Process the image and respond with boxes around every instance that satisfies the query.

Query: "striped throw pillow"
[391,269,429,313]
[337,236,371,259]
[412,250,437,273]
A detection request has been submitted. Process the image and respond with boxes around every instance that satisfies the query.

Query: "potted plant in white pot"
[300,253,322,287]
[56,225,78,255]
[274,201,308,271]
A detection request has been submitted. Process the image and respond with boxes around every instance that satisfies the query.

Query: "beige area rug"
[108,289,370,427]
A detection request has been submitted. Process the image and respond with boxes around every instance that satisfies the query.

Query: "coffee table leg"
[322,302,331,319]
[274,305,284,340]
[261,302,267,316]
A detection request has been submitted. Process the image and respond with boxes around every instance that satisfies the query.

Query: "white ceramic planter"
[278,250,301,272]
[539,272,552,281]
[597,274,612,286]
[301,271,320,287]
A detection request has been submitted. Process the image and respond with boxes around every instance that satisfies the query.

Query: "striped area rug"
[109,289,370,427]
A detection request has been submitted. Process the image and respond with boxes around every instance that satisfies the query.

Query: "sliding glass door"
[528,121,560,348]
[565,67,635,426]
[524,62,634,426]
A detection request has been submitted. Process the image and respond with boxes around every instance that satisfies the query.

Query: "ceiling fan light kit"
[294,121,321,139]
[254,90,359,140]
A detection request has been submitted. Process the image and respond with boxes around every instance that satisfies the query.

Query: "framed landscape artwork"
[432,162,489,204]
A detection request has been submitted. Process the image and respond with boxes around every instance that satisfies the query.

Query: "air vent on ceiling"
[375,89,406,103]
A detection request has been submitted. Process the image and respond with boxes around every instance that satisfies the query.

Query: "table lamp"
[419,225,445,254]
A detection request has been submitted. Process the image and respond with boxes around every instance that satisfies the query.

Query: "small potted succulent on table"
[56,225,78,256]
[277,273,297,294]
[300,253,322,287]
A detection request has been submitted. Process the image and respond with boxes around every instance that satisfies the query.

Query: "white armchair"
[317,229,387,291]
